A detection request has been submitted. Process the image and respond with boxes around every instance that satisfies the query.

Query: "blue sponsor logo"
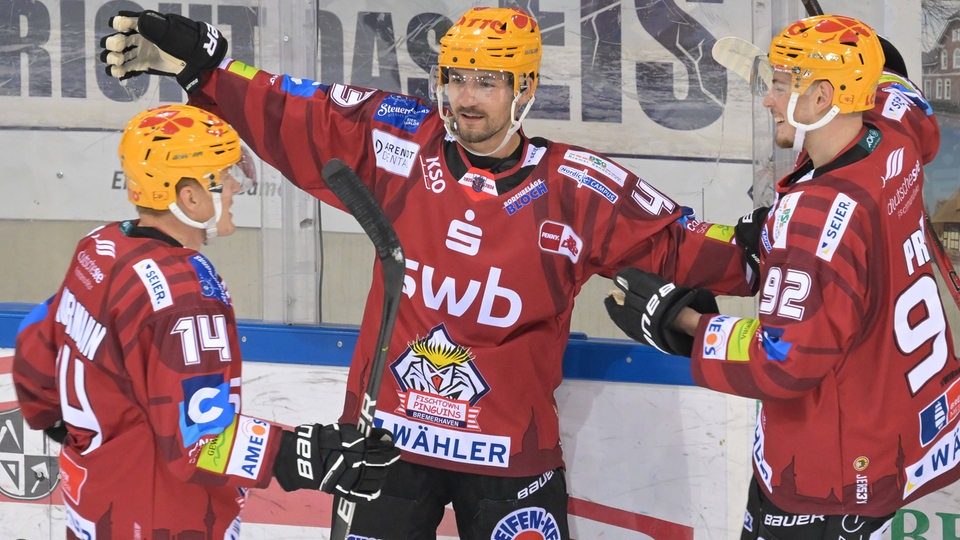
[190,254,230,306]
[761,326,792,361]
[373,94,432,133]
[179,374,235,447]
[280,75,323,97]
[919,396,950,446]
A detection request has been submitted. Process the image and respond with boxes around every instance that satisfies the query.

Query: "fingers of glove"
[369,426,394,445]
[108,12,141,33]
[319,423,365,452]
[603,294,648,345]
[101,32,134,54]
[333,462,390,502]
[363,427,401,465]
[613,268,666,310]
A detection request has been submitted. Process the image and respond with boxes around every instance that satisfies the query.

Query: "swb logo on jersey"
[0,408,60,500]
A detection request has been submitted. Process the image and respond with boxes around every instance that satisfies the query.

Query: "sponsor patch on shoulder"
[374,94,432,133]
[133,258,173,311]
[562,150,627,187]
[190,254,231,306]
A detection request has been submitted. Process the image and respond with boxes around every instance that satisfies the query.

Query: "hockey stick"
[321,158,405,540]
[801,0,824,16]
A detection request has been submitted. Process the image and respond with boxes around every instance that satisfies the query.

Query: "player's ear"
[814,80,835,110]
[175,178,204,211]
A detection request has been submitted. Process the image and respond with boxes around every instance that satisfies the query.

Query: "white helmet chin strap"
[436,86,536,157]
[786,92,840,154]
[168,192,222,243]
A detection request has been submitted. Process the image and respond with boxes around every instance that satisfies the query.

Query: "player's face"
[763,71,824,149]
[213,170,242,238]
[445,68,516,152]
[763,72,799,149]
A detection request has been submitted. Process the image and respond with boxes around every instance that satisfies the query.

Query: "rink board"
[1,305,958,539]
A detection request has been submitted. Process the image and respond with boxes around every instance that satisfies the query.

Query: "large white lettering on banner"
[0,0,757,227]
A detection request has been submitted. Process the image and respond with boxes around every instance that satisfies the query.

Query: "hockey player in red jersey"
[607,15,959,540]
[98,8,755,538]
[12,104,399,540]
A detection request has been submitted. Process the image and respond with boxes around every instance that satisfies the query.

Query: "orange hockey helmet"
[119,104,243,210]
[438,7,541,95]
[769,14,884,114]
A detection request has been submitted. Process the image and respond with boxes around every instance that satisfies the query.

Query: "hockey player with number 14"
[99,7,755,538]
[12,105,399,539]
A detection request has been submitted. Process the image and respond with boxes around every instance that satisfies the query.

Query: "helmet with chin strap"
[434,7,541,157]
[438,7,541,95]
[120,104,242,210]
[769,14,884,115]
[119,104,247,240]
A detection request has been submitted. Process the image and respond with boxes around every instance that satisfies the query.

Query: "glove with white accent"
[734,206,770,279]
[99,10,227,92]
[273,423,400,502]
[605,268,718,357]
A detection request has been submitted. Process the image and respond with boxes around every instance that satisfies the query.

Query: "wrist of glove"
[604,268,718,357]
[273,423,401,502]
[734,206,770,279]
[99,10,227,92]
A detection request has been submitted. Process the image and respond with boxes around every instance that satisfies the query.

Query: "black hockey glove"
[734,206,770,278]
[273,423,400,502]
[605,268,719,357]
[99,10,227,93]
[43,420,68,444]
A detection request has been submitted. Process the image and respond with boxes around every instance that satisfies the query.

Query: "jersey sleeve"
[12,296,62,430]
[189,60,429,208]
[688,190,869,399]
[592,168,754,296]
[869,73,940,165]
[135,305,282,489]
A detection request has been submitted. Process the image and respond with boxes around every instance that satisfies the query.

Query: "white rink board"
[3,348,960,539]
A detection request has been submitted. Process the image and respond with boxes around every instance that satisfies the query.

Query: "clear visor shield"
[429,66,516,100]
[212,143,258,194]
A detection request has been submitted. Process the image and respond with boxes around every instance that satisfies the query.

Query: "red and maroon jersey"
[688,74,958,516]
[189,60,753,477]
[13,221,282,539]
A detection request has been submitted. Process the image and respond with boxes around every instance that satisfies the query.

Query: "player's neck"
[138,213,205,251]
[803,115,865,168]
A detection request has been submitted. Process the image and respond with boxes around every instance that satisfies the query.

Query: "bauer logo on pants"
[0,407,60,500]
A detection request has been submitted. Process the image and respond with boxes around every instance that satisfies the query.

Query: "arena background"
[0,0,958,538]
